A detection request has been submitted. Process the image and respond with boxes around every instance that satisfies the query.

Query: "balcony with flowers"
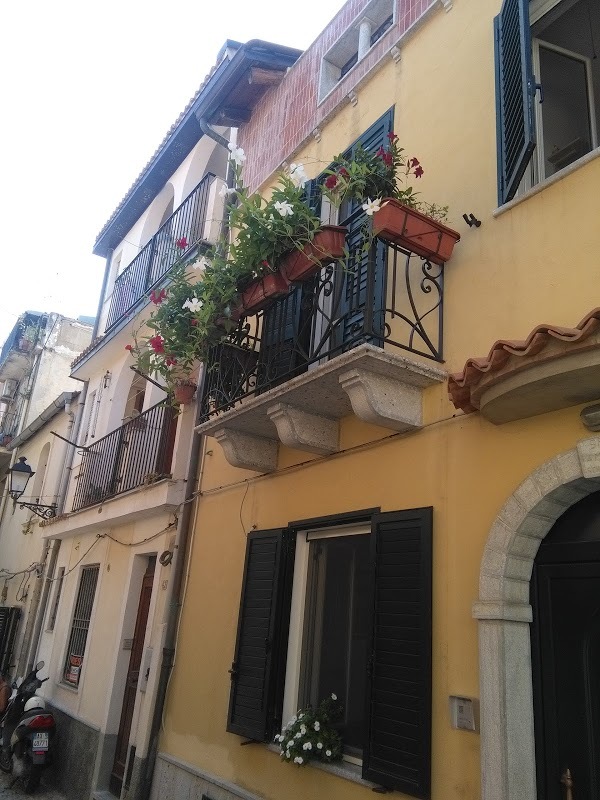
[128,137,459,472]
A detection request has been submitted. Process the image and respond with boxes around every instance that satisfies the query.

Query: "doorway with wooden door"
[109,556,156,797]
[531,491,600,800]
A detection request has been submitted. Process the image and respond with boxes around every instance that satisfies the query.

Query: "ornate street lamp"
[7,457,56,519]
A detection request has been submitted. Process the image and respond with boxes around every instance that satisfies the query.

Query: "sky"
[0,0,346,345]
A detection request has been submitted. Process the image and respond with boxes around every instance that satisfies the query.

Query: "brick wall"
[238,0,437,189]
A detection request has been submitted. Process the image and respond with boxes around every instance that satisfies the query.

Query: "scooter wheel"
[0,751,12,774]
[24,763,43,793]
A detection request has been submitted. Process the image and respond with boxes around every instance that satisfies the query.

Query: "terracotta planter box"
[173,382,197,405]
[280,225,347,283]
[373,198,460,265]
[239,271,290,316]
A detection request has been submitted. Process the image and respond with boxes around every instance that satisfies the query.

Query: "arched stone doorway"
[473,436,600,800]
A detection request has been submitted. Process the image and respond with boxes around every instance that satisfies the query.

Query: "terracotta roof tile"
[71,334,105,369]
[448,308,600,413]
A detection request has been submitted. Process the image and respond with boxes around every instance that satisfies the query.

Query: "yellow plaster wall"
[161,0,600,797]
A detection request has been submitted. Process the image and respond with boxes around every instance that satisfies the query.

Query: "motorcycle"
[0,661,56,793]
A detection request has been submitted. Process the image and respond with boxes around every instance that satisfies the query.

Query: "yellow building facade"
[147,1,600,799]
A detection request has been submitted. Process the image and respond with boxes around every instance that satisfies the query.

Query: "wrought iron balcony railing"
[105,173,216,332]
[200,235,444,423]
[72,401,178,512]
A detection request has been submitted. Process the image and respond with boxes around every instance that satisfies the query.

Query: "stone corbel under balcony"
[196,343,446,473]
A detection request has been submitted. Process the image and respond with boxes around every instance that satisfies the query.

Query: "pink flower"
[150,288,167,305]
[175,236,188,249]
[149,335,165,354]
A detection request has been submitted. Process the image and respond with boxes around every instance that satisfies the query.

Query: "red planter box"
[280,225,347,283]
[239,271,290,316]
[373,198,460,265]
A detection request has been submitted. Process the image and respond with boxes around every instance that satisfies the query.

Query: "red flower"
[324,174,338,189]
[376,146,386,157]
[339,168,350,179]
[175,236,188,249]
[381,151,393,167]
[150,288,167,305]
[387,132,398,142]
[125,344,133,352]
[410,157,420,168]
[414,165,424,179]
[190,319,198,326]
[149,335,165,354]
[262,260,270,268]
[165,357,178,367]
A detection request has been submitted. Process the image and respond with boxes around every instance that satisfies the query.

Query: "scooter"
[0,661,56,793]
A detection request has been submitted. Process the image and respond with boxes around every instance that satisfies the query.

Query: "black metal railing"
[72,402,178,512]
[105,173,217,331]
[200,236,444,422]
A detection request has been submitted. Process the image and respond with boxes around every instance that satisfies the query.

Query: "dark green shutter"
[227,529,294,741]
[494,0,536,204]
[363,508,433,798]
[334,110,393,351]
[0,607,21,675]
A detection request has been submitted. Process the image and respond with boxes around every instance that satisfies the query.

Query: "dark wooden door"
[531,492,600,800]
[110,557,155,796]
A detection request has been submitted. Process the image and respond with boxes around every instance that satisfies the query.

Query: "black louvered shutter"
[334,110,393,351]
[494,0,536,204]
[363,508,432,798]
[0,607,21,675]
[227,529,294,741]
[0,608,10,654]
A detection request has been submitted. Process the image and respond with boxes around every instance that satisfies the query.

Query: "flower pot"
[173,382,197,405]
[373,198,460,265]
[280,225,347,283]
[239,271,290,316]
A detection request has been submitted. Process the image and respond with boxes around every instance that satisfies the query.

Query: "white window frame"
[282,522,371,763]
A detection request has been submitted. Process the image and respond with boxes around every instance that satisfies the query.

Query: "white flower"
[300,725,307,735]
[182,297,202,311]
[326,750,332,757]
[303,742,312,750]
[313,721,320,731]
[287,740,294,748]
[331,693,337,700]
[274,200,294,217]
[294,756,304,764]
[316,742,323,749]
[289,162,308,188]
[285,750,290,758]
[218,183,237,198]
[291,715,297,724]
[362,198,383,216]
[228,143,246,165]
[192,256,209,271]
[295,732,302,739]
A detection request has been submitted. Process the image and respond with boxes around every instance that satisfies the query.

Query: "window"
[227,508,432,798]
[319,0,394,100]
[495,0,600,204]
[62,564,99,687]
[47,567,65,632]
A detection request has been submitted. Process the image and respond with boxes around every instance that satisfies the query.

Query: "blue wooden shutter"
[363,508,433,798]
[227,529,295,741]
[494,0,536,204]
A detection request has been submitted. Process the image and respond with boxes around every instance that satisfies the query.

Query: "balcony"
[72,401,178,512]
[105,173,217,332]
[197,237,447,472]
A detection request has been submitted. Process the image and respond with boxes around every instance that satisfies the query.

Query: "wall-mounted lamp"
[103,371,112,389]
[8,457,56,519]
[462,213,482,228]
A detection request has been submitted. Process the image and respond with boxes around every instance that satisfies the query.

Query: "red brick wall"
[238,0,436,190]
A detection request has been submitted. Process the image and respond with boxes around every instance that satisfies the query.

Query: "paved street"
[0,770,66,799]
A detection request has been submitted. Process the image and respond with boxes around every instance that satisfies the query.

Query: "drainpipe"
[16,539,50,676]
[26,539,60,673]
[198,116,236,250]
[140,376,207,800]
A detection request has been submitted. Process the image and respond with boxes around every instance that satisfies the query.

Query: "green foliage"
[274,694,344,766]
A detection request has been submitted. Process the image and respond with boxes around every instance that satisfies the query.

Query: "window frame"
[227,507,433,798]
[61,564,100,689]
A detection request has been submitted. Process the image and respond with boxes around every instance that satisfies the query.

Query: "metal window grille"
[47,567,65,632]
[63,565,99,686]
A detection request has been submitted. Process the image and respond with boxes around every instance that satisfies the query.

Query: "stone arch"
[473,436,600,800]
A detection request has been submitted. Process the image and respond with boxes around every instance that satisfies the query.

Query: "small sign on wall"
[64,654,83,687]
[449,696,479,732]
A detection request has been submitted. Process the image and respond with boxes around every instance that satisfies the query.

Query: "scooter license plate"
[32,733,48,750]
